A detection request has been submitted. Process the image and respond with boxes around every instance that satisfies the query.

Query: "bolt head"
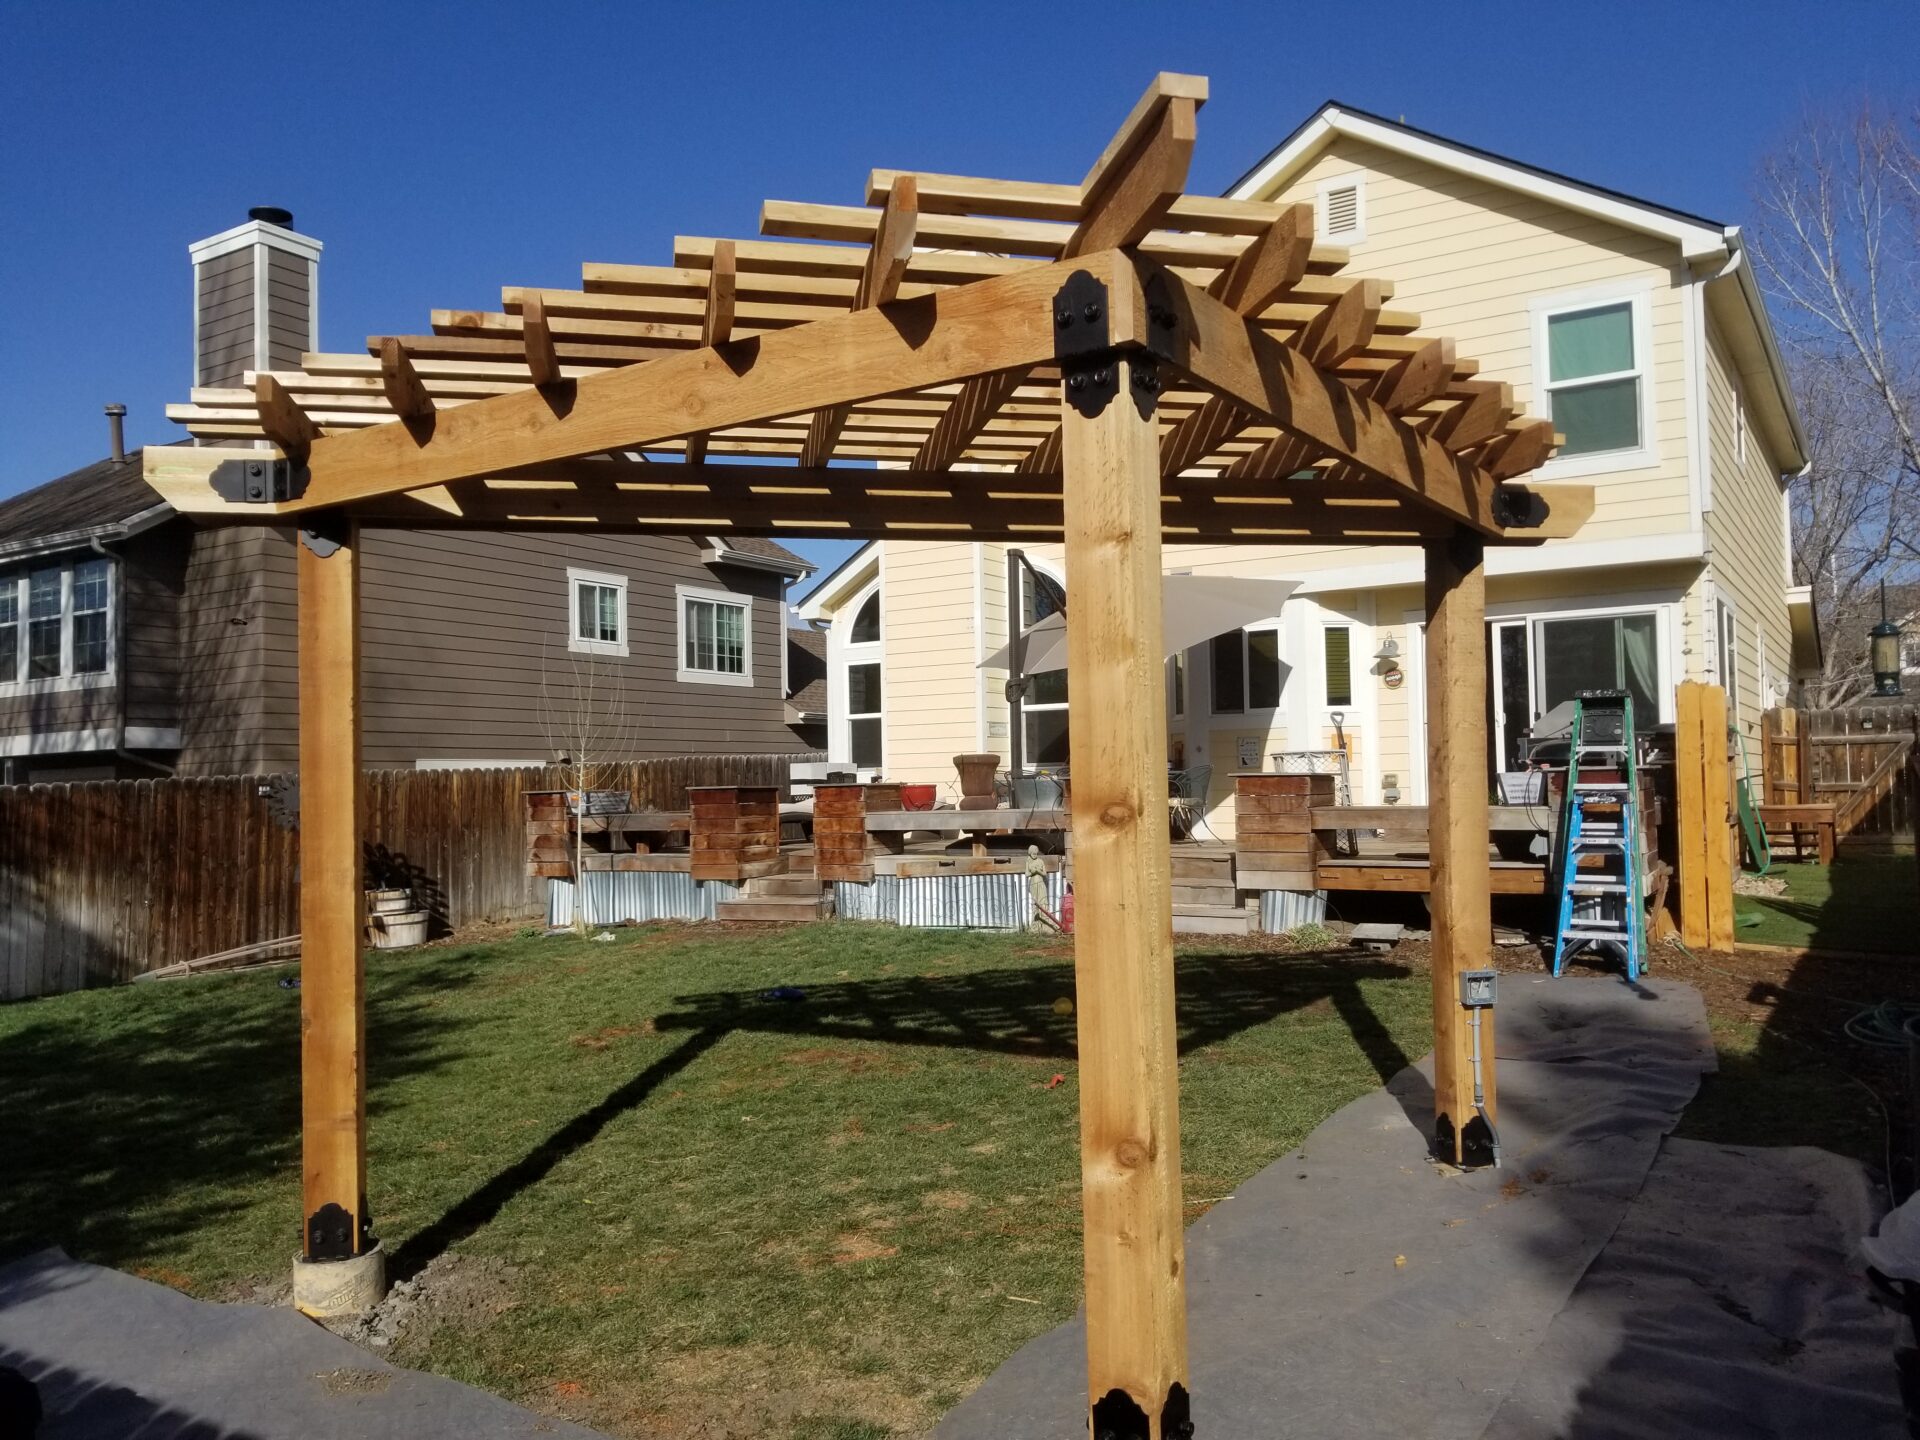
[1067,373,1087,392]
[1083,302,1102,323]
[1055,306,1072,327]
[1093,366,1111,387]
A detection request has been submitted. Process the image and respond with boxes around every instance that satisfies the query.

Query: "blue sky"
[3,1,1913,588]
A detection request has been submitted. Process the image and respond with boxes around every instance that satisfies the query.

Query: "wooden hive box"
[1232,772,1334,891]
[688,785,781,882]
[812,782,874,883]
[524,790,573,878]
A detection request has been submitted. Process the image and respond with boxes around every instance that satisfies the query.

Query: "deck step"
[714,896,834,924]
[747,874,825,898]
[1172,902,1253,937]
[1170,882,1238,907]
[1170,851,1235,880]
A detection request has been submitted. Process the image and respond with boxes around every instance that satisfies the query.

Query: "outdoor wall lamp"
[1374,634,1403,688]
[1872,579,1904,698]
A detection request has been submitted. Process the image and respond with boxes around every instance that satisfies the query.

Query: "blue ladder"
[1550,691,1644,981]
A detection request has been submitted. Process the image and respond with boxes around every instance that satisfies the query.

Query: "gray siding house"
[0,210,812,783]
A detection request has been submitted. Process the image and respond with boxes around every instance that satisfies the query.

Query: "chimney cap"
[103,403,127,418]
[248,205,294,227]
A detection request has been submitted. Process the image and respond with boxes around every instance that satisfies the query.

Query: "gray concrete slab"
[0,1248,607,1440]
[935,974,1759,1439]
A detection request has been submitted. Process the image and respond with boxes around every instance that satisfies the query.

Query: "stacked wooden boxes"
[524,791,572,878]
[813,782,873,883]
[689,785,781,882]
[1232,773,1334,891]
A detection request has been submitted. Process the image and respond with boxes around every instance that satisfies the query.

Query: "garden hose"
[1734,724,1772,876]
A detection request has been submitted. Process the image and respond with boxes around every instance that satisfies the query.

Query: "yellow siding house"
[797,105,1817,833]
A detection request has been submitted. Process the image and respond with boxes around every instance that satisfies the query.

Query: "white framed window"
[1016,565,1069,766]
[0,556,114,692]
[1533,610,1663,722]
[1323,625,1353,708]
[677,583,752,686]
[567,566,628,656]
[835,582,883,768]
[1209,627,1284,715]
[1168,652,1185,718]
[1530,283,1657,478]
[1316,173,1366,244]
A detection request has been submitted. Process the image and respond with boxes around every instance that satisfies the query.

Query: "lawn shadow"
[0,950,487,1276]
[388,1024,725,1281]
[654,944,1425,1099]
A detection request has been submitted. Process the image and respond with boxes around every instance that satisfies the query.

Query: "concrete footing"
[291,1242,386,1319]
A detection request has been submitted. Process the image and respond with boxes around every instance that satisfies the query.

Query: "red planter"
[900,783,937,811]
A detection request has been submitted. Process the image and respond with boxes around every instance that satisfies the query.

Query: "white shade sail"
[979,575,1301,675]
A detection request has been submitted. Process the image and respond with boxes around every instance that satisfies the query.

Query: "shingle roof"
[786,627,828,713]
[710,535,812,573]
[0,451,168,554]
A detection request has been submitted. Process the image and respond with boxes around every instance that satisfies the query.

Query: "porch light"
[1872,580,1903,697]
[1374,636,1400,663]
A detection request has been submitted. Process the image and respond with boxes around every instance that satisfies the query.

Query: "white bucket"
[366,888,413,915]
[369,910,429,948]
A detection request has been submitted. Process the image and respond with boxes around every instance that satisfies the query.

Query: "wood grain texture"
[1060,353,1188,1431]
[298,517,371,1256]
[1674,682,1711,948]
[1700,684,1737,949]
[1423,528,1495,1164]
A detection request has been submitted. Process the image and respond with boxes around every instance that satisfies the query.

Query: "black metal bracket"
[299,510,350,559]
[1053,270,1164,421]
[210,456,308,505]
[1490,485,1542,530]
[304,1201,373,1262]
[1090,1383,1194,1440]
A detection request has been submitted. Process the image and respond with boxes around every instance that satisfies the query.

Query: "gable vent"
[1322,183,1361,239]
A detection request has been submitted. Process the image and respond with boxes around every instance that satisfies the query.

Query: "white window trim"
[1714,591,1740,703]
[0,559,117,696]
[833,577,884,767]
[567,566,629,657]
[676,582,753,687]
[1321,623,1355,711]
[1529,279,1660,480]
[1315,172,1366,244]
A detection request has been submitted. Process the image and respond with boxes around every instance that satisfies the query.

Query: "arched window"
[851,592,880,643]
[837,583,884,770]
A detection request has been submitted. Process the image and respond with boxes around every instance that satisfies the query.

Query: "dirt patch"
[315,1367,393,1396]
[920,1189,975,1211]
[571,1023,648,1050]
[832,1233,900,1265]
[339,1253,520,1358]
[557,1342,931,1440]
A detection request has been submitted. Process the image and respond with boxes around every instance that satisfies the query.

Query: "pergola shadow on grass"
[141,67,1590,1436]
[390,945,1426,1285]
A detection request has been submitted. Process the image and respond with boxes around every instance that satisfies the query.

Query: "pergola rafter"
[144,72,1578,1440]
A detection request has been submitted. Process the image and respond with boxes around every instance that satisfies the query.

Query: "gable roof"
[702,535,812,576]
[785,627,828,716]
[0,450,174,562]
[796,541,878,621]
[1229,102,1807,468]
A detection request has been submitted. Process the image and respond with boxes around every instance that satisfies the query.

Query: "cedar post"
[1423,526,1496,1165]
[1060,343,1190,1439]
[296,516,377,1276]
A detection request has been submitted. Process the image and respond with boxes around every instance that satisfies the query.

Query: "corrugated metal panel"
[548,873,741,927]
[832,871,1067,930]
[1258,889,1330,933]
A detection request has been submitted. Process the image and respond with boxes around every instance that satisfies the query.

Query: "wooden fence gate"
[0,754,810,1002]
[1761,706,1918,843]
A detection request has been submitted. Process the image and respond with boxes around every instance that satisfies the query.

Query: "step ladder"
[1550,690,1645,980]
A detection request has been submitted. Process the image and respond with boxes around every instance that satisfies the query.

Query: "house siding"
[878,540,982,783]
[175,526,283,775]
[196,247,256,388]
[1702,319,1793,743]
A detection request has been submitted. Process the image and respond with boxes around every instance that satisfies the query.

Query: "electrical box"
[1459,969,1498,1009]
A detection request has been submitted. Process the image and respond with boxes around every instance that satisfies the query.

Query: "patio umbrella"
[979,575,1300,674]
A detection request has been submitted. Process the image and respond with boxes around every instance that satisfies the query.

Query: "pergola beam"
[248,250,1127,512]
[1138,259,1515,536]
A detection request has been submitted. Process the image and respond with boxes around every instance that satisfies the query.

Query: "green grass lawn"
[1734,850,1920,953]
[0,922,1431,1439]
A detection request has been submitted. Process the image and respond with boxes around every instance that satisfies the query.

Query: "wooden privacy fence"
[1762,706,1918,841]
[0,753,811,1002]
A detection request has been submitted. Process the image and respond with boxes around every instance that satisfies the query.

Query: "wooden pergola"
[146,74,1590,1439]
